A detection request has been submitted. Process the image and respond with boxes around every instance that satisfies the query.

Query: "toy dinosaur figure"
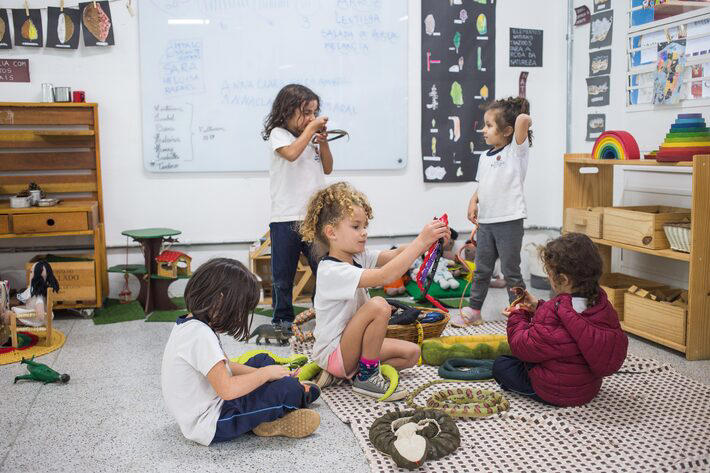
[14,356,70,384]
[246,324,292,346]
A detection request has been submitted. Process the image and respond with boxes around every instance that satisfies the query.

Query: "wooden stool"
[10,289,54,348]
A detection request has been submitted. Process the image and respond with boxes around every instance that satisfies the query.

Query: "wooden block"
[628,285,639,294]
[636,289,650,298]
[603,205,692,249]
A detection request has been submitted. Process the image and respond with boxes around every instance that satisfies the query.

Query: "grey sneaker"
[352,371,407,401]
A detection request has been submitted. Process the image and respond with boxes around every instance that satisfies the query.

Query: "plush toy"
[13,261,59,327]
[14,356,70,384]
[384,277,407,296]
[432,258,459,290]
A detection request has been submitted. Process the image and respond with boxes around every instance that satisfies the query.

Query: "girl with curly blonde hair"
[301,182,450,399]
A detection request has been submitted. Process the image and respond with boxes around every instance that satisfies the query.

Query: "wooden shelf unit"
[0,103,108,310]
[563,154,710,360]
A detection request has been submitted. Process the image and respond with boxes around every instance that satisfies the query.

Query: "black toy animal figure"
[246,324,292,345]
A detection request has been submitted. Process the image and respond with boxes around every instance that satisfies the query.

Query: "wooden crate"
[564,207,603,238]
[0,214,8,234]
[603,206,691,249]
[26,254,96,304]
[600,273,666,321]
[624,292,687,349]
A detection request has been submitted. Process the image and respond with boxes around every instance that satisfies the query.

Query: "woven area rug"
[291,322,710,472]
[0,329,66,365]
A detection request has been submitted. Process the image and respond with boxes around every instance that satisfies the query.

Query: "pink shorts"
[326,345,357,380]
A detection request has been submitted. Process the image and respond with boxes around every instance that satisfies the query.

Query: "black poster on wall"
[79,1,115,46]
[589,49,612,76]
[421,1,495,183]
[509,28,543,67]
[0,10,12,49]
[46,7,81,50]
[586,114,606,141]
[11,9,43,48]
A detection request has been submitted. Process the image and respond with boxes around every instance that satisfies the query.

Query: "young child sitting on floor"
[300,182,450,399]
[493,233,628,406]
[161,258,320,445]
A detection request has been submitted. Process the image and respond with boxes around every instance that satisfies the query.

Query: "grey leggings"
[468,219,525,310]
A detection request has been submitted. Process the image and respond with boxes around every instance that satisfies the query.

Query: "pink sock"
[360,357,379,369]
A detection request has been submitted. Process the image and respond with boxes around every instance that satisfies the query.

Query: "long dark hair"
[481,96,533,146]
[261,84,320,140]
[184,258,260,340]
[540,233,603,305]
[30,261,60,298]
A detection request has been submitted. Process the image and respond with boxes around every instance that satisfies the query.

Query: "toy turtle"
[14,356,70,384]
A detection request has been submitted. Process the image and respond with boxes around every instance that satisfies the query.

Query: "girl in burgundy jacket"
[493,233,628,407]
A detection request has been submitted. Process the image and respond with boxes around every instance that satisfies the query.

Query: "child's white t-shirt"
[475,138,530,224]
[161,316,229,446]
[312,250,381,369]
[268,127,326,223]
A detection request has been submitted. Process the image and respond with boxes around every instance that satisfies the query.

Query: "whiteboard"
[138,0,408,172]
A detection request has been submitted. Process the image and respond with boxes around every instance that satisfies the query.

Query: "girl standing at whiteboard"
[261,84,333,330]
[451,97,533,327]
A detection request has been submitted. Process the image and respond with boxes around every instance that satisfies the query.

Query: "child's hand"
[313,125,328,145]
[416,220,450,250]
[307,116,329,135]
[467,198,478,224]
[259,365,290,382]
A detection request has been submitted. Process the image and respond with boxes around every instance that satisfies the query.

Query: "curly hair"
[540,233,603,305]
[300,182,373,259]
[481,96,533,146]
[261,84,320,140]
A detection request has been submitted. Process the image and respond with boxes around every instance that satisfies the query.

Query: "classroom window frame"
[626,3,710,110]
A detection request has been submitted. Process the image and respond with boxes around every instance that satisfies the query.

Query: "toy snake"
[406,379,509,418]
[438,358,494,380]
[416,214,449,312]
[325,129,349,141]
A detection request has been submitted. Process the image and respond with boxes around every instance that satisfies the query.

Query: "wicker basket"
[385,313,450,344]
[663,222,691,253]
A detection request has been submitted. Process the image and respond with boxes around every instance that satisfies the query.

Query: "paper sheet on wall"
[586,114,606,142]
[653,39,686,105]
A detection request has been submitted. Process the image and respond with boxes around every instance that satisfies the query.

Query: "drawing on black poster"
[590,10,613,49]
[422,1,495,183]
[0,10,12,49]
[46,7,81,50]
[11,8,42,47]
[594,0,611,12]
[80,1,115,46]
[589,49,611,76]
[587,76,610,107]
[509,28,543,67]
[586,114,606,141]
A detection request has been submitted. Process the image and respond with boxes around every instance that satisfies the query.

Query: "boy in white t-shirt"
[161,258,321,445]
[452,97,533,327]
[261,84,333,330]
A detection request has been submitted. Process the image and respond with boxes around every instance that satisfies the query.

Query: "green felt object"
[405,279,470,301]
[93,299,145,325]
[121,228,181,239]
[41,255,93,263]
[107,264,147,275]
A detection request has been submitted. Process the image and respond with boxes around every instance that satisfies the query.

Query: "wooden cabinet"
[0,103,108,309]
[563,154,710,360]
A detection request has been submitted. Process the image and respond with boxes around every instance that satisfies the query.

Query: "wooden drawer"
[564,207,603,238]
[623,292,686,348]
[12,211,89,234]
[0,214,8,234]
[603,206,691,249]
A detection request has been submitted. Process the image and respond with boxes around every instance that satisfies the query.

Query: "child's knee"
[407,344,421,367]
[369,296,391,320]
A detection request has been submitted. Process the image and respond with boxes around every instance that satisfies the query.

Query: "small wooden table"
[116,228,183,313]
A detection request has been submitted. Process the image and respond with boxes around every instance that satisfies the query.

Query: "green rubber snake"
[405,379,510,418]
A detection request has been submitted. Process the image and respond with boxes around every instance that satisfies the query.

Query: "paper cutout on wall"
[574,6,591,26]
[421,0,495,183]
[11,9,43,47]
[46,7,81,50]
[589,49,611,76]
[587,76,610,107]
[653,39,686,105]
[80,1,115,46]
[594,0,611,12]
[519,71,529,98]
[589,10,613,49]
[586,114,606,141]
[0,10,11,49]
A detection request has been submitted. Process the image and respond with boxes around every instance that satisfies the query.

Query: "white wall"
[570,0,692,289]
[1,0,566,297]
